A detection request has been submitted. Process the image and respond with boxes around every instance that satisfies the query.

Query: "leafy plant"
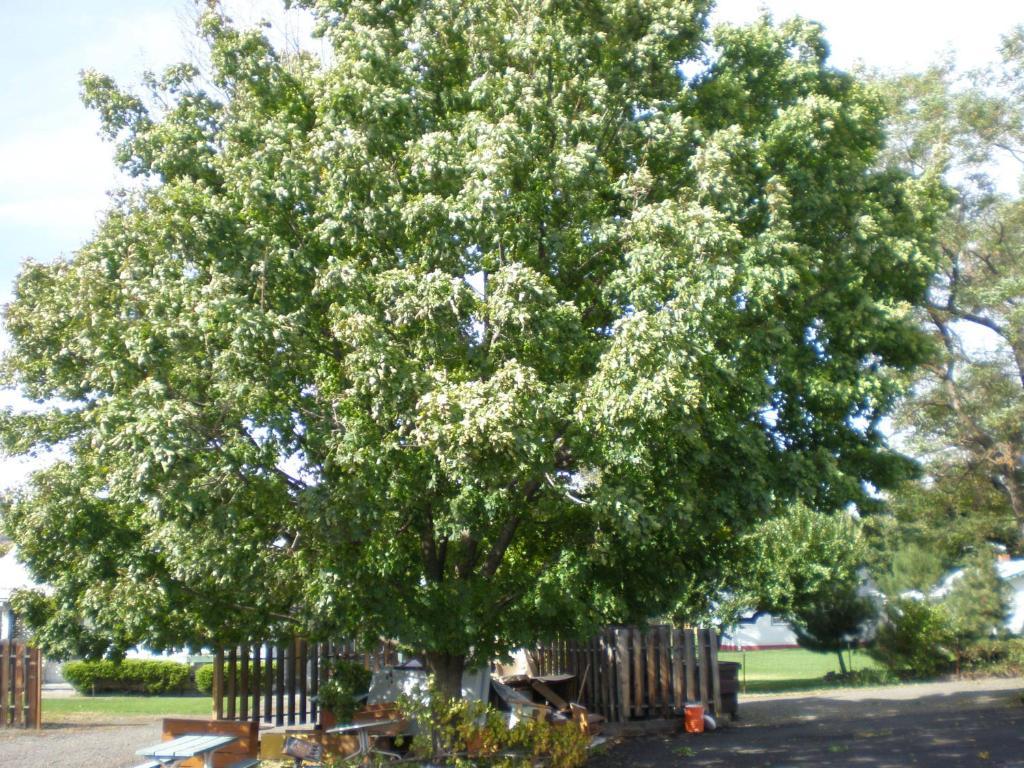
[394,687,589,768]
[317,659,373,721]
[869,598,956,679]
[958,638,1024,677]
[62,659,192,695]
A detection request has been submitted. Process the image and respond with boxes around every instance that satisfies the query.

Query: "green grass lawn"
[718,648,885,693]
[44,695,214,720]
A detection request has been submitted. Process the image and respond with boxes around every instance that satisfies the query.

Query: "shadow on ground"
[589,682,1024,767]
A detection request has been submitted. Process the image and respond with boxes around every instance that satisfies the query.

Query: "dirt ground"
[589,677,1024,768]
[0,716,162,768]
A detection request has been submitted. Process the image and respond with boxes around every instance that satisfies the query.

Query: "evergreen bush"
[868,598,955,679]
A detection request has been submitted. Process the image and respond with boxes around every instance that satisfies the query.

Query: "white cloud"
[711,0,1019,73]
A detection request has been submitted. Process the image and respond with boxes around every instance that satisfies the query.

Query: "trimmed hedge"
[194,662,277,694]
[62,659,192,695]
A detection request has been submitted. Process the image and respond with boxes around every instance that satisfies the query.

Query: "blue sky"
[0,0,1020,487]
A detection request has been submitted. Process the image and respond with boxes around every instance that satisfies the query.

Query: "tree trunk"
[836,649,848,676]
[426,652,466,701]
[1001,471,1024,548]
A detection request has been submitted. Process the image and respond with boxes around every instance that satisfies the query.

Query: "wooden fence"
[212,639,398,725]
[531,626,722,723]
[0,641,42,729]
[213,628,720,727]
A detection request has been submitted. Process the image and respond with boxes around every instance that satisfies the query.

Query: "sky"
[0,0,1021,489]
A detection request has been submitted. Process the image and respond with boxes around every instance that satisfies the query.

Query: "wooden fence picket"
[0,642,41,729]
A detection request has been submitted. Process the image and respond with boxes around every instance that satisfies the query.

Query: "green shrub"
[821,668,895,687]
[868,598,955,679]
[960,638,1024,676]
[317,660,373,721]
[195,664,214,694]
[62,659,192,694]
[391,688,590,768]
[194,662,277,694]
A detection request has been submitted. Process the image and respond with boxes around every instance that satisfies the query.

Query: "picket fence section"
[213,627,719,726]
[0,641,42,729]
[532,626,722,723]
[212,639,398,725]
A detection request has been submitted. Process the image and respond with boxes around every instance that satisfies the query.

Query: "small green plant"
[821,668,895,687]
[959,638,1024,677]
[317,659,373,722]
[62,659,192,695]
[395,687,589,768]
[674,745,696,757]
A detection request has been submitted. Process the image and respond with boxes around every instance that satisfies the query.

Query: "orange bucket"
[684,704,704,734]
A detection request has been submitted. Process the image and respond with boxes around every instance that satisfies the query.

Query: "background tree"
[789,582,876,675]
[880,32,1024,561]
[942,550,1011,670]
[738,502,876,674]
[1,2,942,696]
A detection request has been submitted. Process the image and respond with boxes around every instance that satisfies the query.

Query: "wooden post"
[310,643,319,724]
[598,630,614,720]
[630,628,642,719]
[683,628,696,705]
[212,648,224,719]
[265,643,274,724]
[645,629,657,717]
[13,644,24,726]
[707,628,722,717]
[589,636,600,714]
[586,636,597,715]
[287,639,297,726]
[298,639,307,724]
[670,627,684,709]
[226,648,237,720]
[658,625,671,717]
[275,644,285,727]
[1,640,10,727]
[26,646,41,729]
[239,646,250,721]
[697,629,710,711]
[615,628,630,723]
[252,644,261,723]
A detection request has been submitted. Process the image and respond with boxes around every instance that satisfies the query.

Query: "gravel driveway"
[0,718,161,768]
[590,677,1024,768]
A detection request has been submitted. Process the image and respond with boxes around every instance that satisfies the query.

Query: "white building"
[0,548,36,641]
[720,611,799,650]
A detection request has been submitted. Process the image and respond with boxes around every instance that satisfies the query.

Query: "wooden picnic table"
[135,733,238,768]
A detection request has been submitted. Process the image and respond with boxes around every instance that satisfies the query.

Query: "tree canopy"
[1,1,942,691]
[880,31,1024,562]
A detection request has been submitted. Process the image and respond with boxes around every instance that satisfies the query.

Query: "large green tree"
[1,2,941,696]
[882,33,1024,560]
